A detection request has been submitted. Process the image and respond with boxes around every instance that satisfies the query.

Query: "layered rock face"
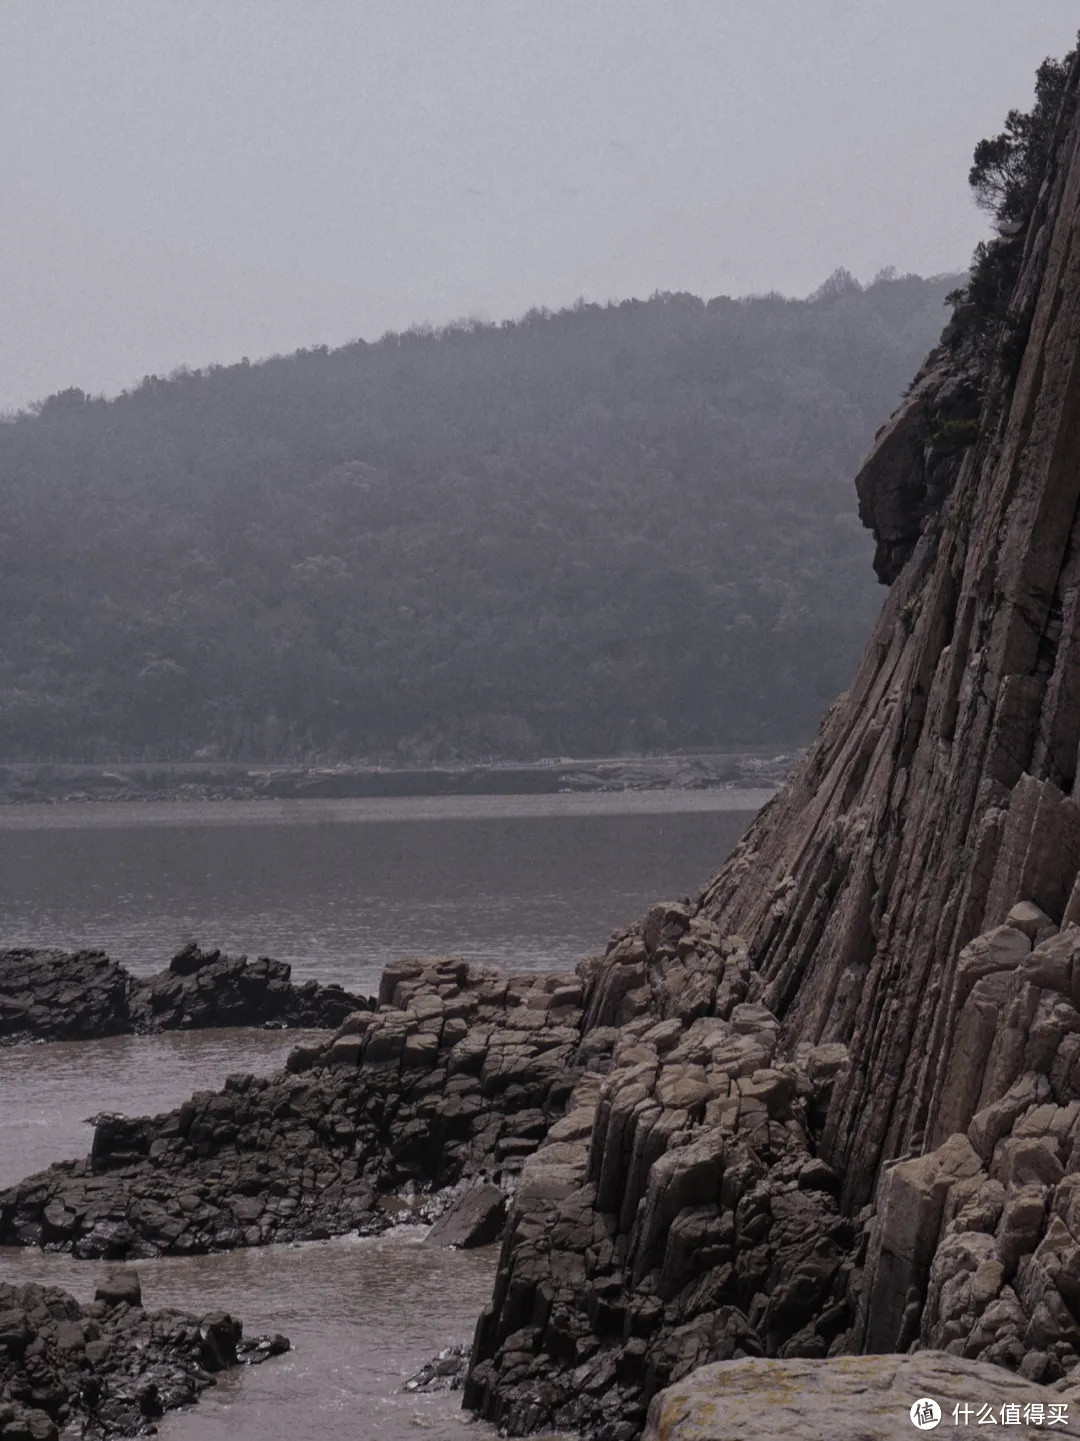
[0,944,365,1043]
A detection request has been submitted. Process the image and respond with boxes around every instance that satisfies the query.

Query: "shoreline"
[0,750,798,807]
[0,787,777,831]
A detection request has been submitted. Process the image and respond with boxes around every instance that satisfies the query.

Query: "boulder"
[94,1268,143,1308]
[644,1352,1080,1439]
[424,1184,507,1249]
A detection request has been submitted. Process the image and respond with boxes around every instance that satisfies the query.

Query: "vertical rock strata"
[464,57,1080,1438]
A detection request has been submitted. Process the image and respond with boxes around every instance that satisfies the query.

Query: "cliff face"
[700,57,1080,1204]
[463,58,1080,1437]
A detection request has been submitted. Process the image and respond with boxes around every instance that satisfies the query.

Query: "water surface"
[0,792,762,994]
[0,1233,503,1440]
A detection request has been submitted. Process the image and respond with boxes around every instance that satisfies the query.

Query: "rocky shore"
[9,905,1080,1435]
[0,752,794,806]
[0,958,585,1258]
[0,1269,288,1440]
[0,944,368,1046]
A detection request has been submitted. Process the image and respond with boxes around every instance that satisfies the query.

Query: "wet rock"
[0,1277,287,1439]
[402,1342,470,1392]
[0,944,371,1045]
[0,950,131,1044]
[94,1270,142,1309]
[0,960,587,1259]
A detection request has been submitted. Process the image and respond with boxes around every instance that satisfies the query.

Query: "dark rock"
[424,1184,507,1249]
[94,1269,142,1309]
[0,960,588,1260]
[0,1278,287,1438]
[0,944,373,1046]
[403,1342,470,1392]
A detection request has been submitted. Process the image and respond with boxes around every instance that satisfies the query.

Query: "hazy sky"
[2,1,1078,412]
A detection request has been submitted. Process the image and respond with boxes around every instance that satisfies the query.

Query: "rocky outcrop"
[0,959,590,1258]
[643,1352,1080,1439]
[459,926,854,1438]
[0,1270,288,1439]
[855,344,980,585]
[0,944,366,1044]
[0,951,132,1043]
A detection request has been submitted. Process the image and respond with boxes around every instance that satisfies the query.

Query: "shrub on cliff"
[948,36,1078,366]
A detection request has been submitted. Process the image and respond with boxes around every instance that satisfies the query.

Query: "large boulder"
[644,1352,1080,1439]
[424,1184,507,1249]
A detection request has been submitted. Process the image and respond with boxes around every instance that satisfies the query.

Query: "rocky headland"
[0,1268,288,1440]
[0,944,368,1046]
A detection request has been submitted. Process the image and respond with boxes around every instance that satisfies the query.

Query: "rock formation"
[0,944,366,1044]
[466,48,1080,1436]
[0,1270,288,1439]
[0,960,588,1257]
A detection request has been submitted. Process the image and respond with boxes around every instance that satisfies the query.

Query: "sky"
[2,1,1078,412]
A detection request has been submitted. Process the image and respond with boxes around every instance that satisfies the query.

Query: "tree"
[968,47,1076,224]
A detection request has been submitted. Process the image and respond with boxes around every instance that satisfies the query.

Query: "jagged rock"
[854,354,954,585]
[0,1276,288,1438]
[0,950,131,1043]
[643,1352,1080,1438]
[402,1342,470,1392]
[0,961,587,1258]
[0,944,369,1044]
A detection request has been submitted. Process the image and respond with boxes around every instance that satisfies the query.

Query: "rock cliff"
[465,49,1080,1437]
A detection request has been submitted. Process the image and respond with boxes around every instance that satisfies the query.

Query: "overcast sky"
[2,1,1078,412]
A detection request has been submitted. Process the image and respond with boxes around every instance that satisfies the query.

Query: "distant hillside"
[0,270,959,764]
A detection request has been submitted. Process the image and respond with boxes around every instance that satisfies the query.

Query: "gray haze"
[2,0,1077,412]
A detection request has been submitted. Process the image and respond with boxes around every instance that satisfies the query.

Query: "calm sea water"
[0,792,760,1440]
[0,792,764,993]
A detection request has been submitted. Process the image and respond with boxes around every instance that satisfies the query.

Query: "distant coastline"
[0,749,797,805]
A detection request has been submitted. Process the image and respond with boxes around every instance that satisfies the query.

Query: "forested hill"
[0,270,958,765]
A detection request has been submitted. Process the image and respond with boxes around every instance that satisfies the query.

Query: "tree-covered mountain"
[0,270,958,764]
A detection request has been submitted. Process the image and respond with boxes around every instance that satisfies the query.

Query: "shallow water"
[0,1029,321,1189]
[0,1233,502,1440]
